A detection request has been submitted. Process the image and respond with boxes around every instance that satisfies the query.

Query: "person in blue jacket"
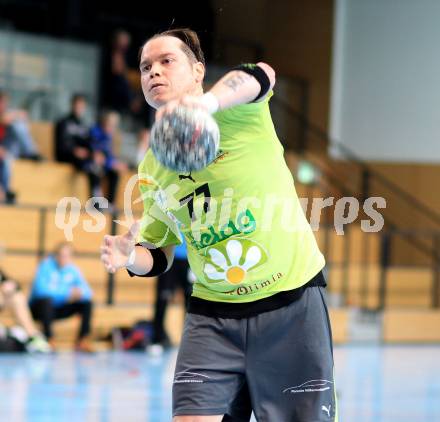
[29,242,94,352]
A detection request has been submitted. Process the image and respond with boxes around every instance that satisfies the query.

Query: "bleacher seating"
[11,160,89,205]
[383,309,440,342]
[385,267,433,308]
[28,121,55,161]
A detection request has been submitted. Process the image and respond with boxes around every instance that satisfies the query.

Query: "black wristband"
[127,244,168,278]
[231,63,271,102]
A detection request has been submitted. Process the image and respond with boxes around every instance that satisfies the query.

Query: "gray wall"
[0,29,99,121]
[330,0,440,162]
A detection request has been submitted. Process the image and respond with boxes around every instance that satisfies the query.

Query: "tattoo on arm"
[222,72,252,92]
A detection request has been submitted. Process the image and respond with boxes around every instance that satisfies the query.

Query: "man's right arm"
[101,221,176,276]
[126,244,175,275]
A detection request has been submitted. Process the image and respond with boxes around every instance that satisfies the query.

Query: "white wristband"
[126,249,136,267]
[200,92,219,114]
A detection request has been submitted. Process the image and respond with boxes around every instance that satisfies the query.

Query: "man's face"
[57,246,73,268]
[140,36,204,109]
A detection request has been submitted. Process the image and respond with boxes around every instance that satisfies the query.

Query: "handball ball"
[150,106,220,173]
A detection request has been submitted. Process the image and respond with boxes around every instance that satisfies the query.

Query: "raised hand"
[100,221,140,274]
[155,95,211,121]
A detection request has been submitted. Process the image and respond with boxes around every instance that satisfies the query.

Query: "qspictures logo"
[54,172,386,246]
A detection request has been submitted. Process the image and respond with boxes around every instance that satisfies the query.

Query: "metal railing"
[270,95,440,233]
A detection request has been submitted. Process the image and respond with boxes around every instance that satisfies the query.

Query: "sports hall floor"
[0,344,439,421]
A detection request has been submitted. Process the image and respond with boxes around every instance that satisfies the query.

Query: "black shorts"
[173,286,338,421]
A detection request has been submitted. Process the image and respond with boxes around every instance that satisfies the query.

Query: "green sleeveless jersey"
[137,92,325,303]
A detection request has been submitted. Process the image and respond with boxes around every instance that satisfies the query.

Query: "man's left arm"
[156,62,276,119]
[208,62,276,111]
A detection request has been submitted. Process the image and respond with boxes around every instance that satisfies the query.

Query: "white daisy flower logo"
[203,239,265,284]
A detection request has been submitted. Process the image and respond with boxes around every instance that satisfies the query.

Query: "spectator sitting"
[89,110,127,209]
[0,254,51,353]
[29,243,94,352]
[55,93,91,165]
[104,30,135,114]
[0,90,42,204]
[55,94,101,199]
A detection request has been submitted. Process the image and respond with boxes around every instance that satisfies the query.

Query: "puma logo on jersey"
[179,172,196,183]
